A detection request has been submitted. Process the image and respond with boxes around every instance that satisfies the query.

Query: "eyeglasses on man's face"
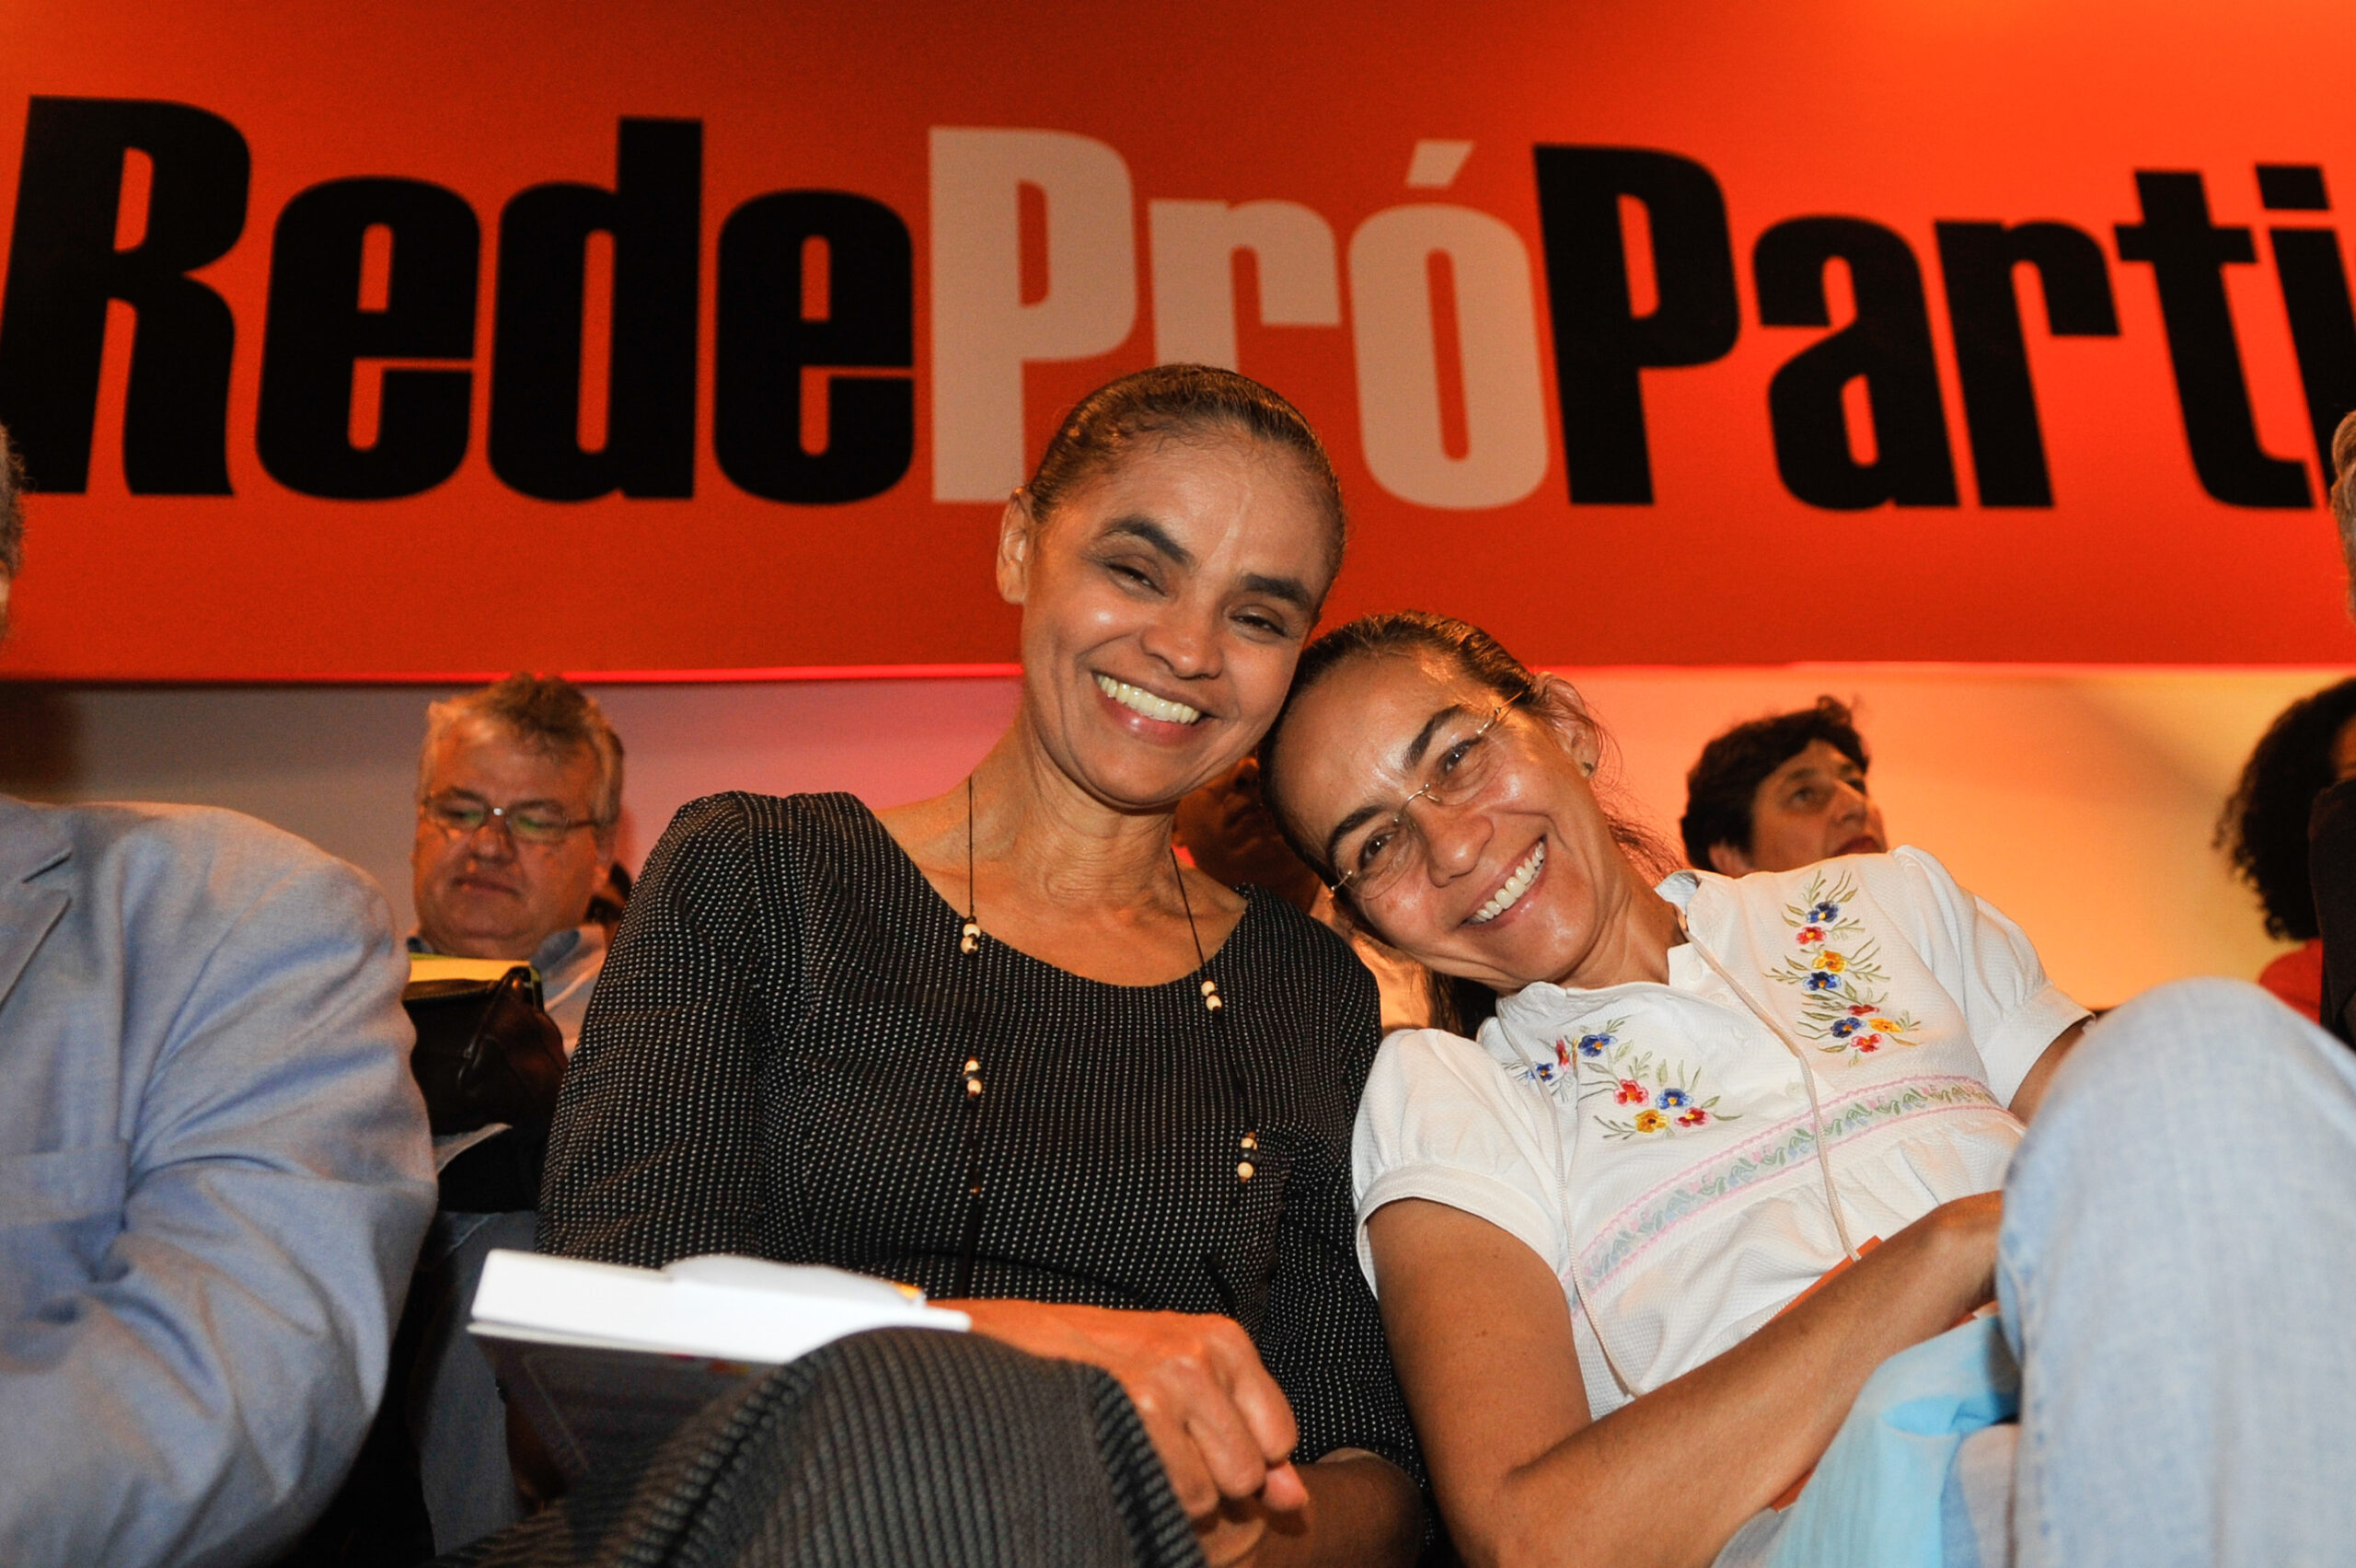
[1331,689,1528,905]
[419,791,600,847]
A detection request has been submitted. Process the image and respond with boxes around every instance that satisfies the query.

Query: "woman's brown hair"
[1022,363,1346,577]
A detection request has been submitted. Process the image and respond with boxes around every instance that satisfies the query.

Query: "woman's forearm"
[1491,1197,1998,1568]
[1249,1451,1422,1568]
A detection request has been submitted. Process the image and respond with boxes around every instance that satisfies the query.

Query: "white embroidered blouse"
[1352,847,2088,1421]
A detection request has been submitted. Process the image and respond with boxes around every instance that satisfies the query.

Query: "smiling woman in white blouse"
[1255,609,2356,1568]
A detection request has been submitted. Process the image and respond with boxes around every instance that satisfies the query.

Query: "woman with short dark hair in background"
[540,366,1423,1567]
[1680,697,1887,876]
[2219,676,2356,1024]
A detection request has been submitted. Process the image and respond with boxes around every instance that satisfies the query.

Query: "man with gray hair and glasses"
[399,673,625,1551]
[409,673,626,1049]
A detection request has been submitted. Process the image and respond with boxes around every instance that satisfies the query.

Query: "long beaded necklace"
[951,774,1263,1300]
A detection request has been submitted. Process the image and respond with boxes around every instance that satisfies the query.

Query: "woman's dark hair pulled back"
[2219,676,2356,941]
[1023,363,1345,571]
[1258,610,1673,1034]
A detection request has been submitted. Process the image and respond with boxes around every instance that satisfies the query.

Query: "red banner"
[2,0,2354,679]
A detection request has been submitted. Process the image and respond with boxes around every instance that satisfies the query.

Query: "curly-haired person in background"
[2218,676,2356,1024]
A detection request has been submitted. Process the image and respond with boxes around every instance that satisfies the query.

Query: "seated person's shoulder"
[1365,1024,1528,1114]
[8,801,405,1027]
[1234,890,1393,1029]
[1841,842,1981,931]
[1688,842,1964,919]
[1249,884,1364,964]
[656,789,875,857]
[1356,1026,1565,1265]
[633,791,899,932]
[18,798,382,916]
[1376,1022,1490,1068]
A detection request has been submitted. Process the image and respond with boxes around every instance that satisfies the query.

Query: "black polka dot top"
[539,791,1423,1482]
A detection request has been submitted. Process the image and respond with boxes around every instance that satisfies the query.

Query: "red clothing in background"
[2260,940,2325,1024]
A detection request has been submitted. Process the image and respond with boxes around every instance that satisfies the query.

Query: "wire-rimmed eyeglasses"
[1330,688,1528,904]
[419,791,601,847]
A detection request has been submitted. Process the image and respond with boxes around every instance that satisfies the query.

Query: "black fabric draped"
[438,1329,1203,1568]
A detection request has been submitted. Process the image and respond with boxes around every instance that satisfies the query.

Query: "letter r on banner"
[930,128,1136,502]
[1148,199,1341,369]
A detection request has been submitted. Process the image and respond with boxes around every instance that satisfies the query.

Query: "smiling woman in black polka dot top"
[540,366,1423,1567]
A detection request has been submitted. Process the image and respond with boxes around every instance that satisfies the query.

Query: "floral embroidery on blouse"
[1514,1020,1634,1091]
[1575,1075,2006,1291]
[1548,1020,1740,1139]
[1769,870,1923,1059]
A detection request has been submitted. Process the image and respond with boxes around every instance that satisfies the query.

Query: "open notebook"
[470,1251,969,1482]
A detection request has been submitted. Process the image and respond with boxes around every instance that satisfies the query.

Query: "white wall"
[2,664,2341,1007]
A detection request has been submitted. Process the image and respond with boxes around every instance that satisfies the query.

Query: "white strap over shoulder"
[1677,911,1865,1264]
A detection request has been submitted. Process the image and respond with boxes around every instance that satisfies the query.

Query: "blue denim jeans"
[1998,978,2356,1567]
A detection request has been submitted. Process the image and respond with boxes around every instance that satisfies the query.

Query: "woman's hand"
[1197,1493,1288,1567]
[952,1299,1308,1536]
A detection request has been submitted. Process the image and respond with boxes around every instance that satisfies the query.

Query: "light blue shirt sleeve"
[0,802,437,1568]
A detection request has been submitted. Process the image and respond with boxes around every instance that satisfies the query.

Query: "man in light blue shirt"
[0,426,436,1565]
